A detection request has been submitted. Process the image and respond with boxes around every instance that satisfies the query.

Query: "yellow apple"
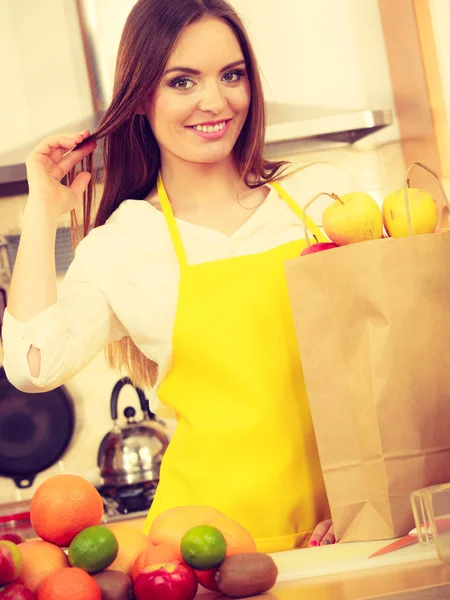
[322,192,383,246]
[382,188,438,237]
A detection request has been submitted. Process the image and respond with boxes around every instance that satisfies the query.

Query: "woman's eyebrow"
[163,59,246,76]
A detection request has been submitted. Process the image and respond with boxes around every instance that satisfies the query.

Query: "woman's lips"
[187,119,232,140]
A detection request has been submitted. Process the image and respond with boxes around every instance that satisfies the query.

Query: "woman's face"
[143,17,251,165]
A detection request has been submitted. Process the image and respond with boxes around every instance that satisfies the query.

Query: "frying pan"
[0,367,75,488]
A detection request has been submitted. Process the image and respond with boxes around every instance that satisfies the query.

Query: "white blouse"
[2,164,348,418]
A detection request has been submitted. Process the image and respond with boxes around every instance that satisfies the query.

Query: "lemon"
[180,525,227,570]
[68,525,118,574]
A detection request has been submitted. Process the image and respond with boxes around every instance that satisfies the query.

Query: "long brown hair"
[69,0,292,390]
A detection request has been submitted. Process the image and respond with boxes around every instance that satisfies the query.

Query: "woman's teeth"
[192,121,226,133]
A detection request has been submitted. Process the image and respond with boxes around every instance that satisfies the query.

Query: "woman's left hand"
[308,519,335,547]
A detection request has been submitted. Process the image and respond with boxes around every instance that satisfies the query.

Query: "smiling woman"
[138,18,251,165]
[3,0,337,554]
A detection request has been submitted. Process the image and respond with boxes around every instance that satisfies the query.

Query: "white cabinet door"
[0,0,92,155]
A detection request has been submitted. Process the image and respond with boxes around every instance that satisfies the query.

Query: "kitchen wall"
[0,0,407,502]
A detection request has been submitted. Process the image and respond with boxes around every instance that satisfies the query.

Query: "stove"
[97,479,158,519]
[0,481,158,541]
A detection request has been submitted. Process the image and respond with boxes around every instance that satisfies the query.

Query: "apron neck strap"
[157,172,189,270]
[269,181,326,243]
[157,173,326,271]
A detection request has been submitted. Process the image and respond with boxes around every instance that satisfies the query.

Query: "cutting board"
[270,538,438,582]
[196,539,439,596]
[365,583,450,599]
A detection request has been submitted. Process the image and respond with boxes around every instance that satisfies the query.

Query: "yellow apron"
[143,174,330,553]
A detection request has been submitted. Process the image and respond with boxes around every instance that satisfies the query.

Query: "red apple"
[0,583,35,599]
[134,561,198,600]
[195,568,220,592]
[0,541,22,585]
[300,242,338,256]
[0,534,26,546]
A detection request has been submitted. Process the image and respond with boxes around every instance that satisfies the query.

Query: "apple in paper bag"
[300,242,338,256]
[322,192,383,246]
[382,188,438,237]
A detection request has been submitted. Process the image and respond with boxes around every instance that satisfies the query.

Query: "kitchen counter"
[12,513,450,598]
[112,517,450,599]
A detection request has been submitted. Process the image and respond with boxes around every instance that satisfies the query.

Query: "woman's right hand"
[25,130,97,219]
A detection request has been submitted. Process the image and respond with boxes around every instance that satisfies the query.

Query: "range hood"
[0,103,393,193]
[0,0,392,193]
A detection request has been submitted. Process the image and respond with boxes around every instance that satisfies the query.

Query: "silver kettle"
[97,377,170,486]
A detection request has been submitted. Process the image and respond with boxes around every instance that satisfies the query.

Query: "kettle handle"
[110,377,154,421]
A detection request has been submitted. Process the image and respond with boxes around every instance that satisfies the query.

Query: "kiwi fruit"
[92,570,135,600]
[216,552,278,598]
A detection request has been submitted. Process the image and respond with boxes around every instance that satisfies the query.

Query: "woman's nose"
[198,82,227,114]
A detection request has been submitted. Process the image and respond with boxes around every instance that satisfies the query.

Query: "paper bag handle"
[404,161,450,236]
[302,192,340,247]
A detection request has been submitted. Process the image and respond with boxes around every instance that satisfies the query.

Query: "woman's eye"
[222,69,246,83]
[168,69,246,89]
[169,77,195,89]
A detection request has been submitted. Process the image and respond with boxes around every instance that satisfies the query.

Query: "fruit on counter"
[0,583,35,599]
[148,505,225,558]
[16,541,69,592]
[68,526,118,574]
[0,540,22,585]
[30,474,103,547]
[148,506,256,560]
[92,570,135,600]
[194,567,221,592]
[382,187,438,237]
[215,552,278,598]
[180,525,227,570]
[322,192,383,245]
[105,524,150,576]
[134,561,197,600]
[131,542,179,581]
[204,514,257,557]
[300,242,339,256]
[0,533,26,545]
[36,567,101,600]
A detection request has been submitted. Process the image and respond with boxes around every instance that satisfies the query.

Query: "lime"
[180,525,227,570]
[68,525,118,574]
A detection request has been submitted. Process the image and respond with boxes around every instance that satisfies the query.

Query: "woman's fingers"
[57,138,97,177]
[31,132,86,157]
[69,171,92,201]
[320,524,335,546]
[50,130,94,164]
[308,519,335,547]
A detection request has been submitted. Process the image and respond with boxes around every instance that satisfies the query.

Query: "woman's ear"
[136,104,146,116]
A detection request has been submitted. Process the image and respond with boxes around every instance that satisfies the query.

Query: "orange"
[148,505,224,553]
[131,542,180,581]
[37,567,101,600]
[105,524,150,576]
[17,541,69,592]
[30,475,104,547]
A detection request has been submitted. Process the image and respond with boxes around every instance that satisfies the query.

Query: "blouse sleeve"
[1,227,126,393]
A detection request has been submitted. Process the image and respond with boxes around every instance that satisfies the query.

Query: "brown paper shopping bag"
[285,162,450,542]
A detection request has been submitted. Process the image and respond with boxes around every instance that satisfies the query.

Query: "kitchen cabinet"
[0,0,397,161]
[0,0,92,157]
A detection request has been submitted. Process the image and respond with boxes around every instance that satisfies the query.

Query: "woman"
[2,0,337,552]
